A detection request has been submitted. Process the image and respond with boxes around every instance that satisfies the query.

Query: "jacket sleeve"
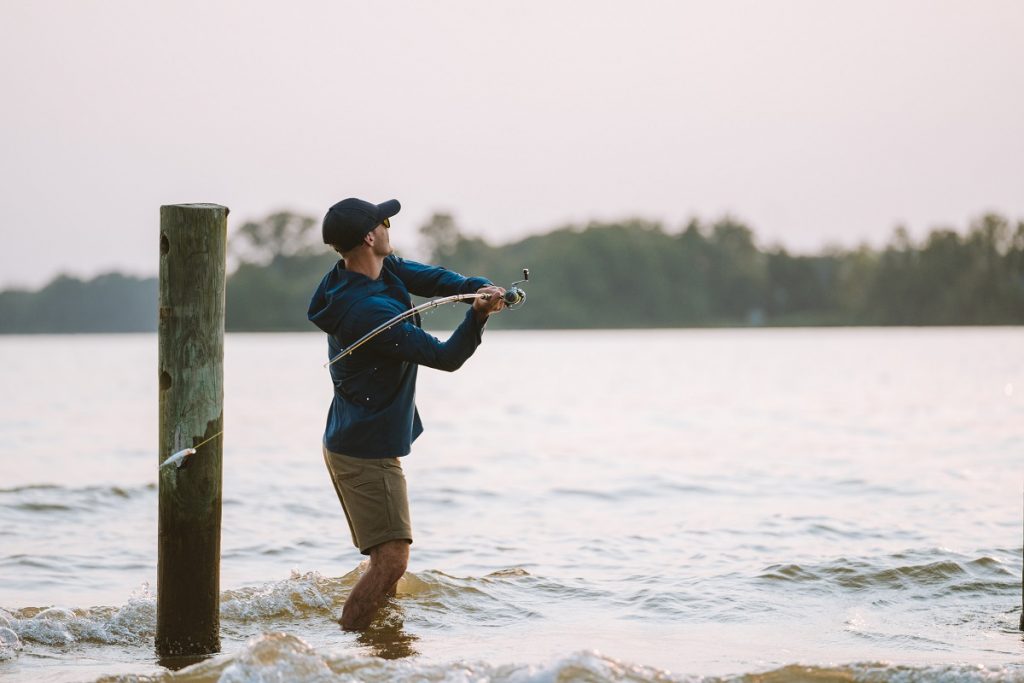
[347,299,486,372]
[387,255,492,298]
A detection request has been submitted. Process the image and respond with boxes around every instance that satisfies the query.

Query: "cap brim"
[377,199,401,220]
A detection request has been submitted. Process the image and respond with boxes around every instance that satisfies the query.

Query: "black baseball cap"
[322,198,401,251]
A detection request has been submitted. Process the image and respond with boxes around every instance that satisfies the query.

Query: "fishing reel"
[500,268,528,309]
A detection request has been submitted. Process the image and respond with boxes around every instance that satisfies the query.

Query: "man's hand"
[472,285,506,322]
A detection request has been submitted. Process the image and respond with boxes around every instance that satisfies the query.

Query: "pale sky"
[2,0,1022,288]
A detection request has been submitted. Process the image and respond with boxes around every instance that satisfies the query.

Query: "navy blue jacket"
[308,255,492,458]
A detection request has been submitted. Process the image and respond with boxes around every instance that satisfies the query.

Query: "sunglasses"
[381,217,391,229]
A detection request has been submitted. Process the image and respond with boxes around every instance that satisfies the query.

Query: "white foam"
[166,635,694,683]
[5,573,341,649]
[219,633,339,683]
[219,570,336,621]
[157,641,1024,683]
[6,588,156,647]
[0,618,22,661]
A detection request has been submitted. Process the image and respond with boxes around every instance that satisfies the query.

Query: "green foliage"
[224,211,339,331]
[420,211,1024,329]
[858,215,1024,325]
[3,210,1023,333]
[225,251,338,331]
[419,212,461,262]
[229,211,321,266]
[0,273,157,333]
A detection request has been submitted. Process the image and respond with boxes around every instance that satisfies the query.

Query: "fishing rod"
[324,268,529,368]
[159,271,528,470]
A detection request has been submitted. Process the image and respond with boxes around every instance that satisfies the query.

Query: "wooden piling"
[156,203,228,657]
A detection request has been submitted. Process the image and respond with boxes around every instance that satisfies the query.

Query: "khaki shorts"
[322,446,413,555]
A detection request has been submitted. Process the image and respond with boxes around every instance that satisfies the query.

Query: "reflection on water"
[155,651,217,673]
[356,601,419,660]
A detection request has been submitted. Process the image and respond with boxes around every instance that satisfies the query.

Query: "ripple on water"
[0,483,156,516]
[1,566,572,650]
[756,548,1020,598]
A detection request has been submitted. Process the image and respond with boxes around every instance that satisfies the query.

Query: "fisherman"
[307,198,506,630]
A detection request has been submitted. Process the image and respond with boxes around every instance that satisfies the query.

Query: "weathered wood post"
[157,203,228,657]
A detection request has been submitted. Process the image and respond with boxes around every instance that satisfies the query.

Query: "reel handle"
[503,268,528,308]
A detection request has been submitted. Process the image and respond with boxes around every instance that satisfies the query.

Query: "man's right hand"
[472,286,506,322]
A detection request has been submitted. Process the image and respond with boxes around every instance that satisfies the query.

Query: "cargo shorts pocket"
[323,449,412,554]
[343,475,392,543]
[381,463,411,533]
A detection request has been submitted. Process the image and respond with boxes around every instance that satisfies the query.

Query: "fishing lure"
[158,431,223,470]
[160,448,196,470]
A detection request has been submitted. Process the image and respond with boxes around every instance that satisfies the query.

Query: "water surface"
[0,328,1022,681]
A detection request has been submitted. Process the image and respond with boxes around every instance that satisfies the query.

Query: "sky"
[1,0,1023,289]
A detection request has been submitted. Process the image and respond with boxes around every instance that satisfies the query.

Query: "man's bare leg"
[340,539,409,630]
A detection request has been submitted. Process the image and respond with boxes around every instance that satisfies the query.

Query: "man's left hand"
[473,286,506,321]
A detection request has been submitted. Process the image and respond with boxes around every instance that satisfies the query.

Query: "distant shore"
[3,210,1022,333]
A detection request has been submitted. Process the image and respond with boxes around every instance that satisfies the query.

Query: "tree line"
[421,211,1024,328]
[1,210,1021,333]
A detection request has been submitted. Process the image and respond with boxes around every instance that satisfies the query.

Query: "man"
[307,197,505,630]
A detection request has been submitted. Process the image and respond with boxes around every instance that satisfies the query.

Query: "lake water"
[0,328,1022,682]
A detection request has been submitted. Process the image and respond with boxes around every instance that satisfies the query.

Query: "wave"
[0,565,554,651]
[0,482,156,513]
[2,572,339,651]
[218,566,549,628]
[0,482,155,496]
[4,546,1019,655]
[0,612,20,662]
[1,586,156,650]
[756,548,1021,596]
[88,632,1024,683]
[3,567,1023,681]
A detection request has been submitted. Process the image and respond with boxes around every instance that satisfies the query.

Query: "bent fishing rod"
[159,270,528,471]
[324,268,530,368]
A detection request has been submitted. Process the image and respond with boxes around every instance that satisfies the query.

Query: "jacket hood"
[307,260,386,335]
